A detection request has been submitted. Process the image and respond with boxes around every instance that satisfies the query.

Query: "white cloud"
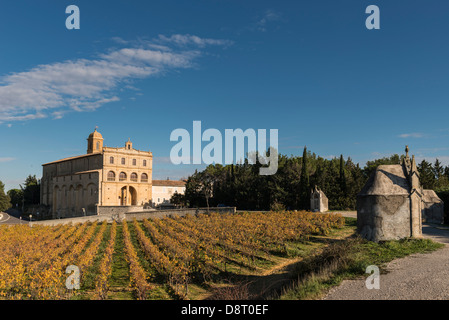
[0,157,15,163]
[157,34,233,48]
[398,132,424,138]
[0,34,231,123]
[254,9,283,32]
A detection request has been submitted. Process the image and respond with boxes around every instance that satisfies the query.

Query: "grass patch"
[277,235,444,300]
[108,224,134,300]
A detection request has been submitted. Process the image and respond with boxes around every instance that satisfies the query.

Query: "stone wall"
[126,207,237,220]
[357,194,412,242]
[30,213,120,227]
[423,202,444,224]
[96,205,146,216]
[31,207,237,226]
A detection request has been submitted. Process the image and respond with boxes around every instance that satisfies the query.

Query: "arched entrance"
[120,186,138,205]
[129,186,137,205]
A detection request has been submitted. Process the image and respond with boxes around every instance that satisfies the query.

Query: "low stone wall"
[31,213,120,226]
[96,205,145,216]
[126,207,237,220]
[30,207,237,226]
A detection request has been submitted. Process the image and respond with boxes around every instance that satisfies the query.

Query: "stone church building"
[40,129,153,218]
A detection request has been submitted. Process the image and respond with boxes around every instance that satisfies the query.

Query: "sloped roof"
[422,189,443,203]
[42,152,101,166]
[358,164,410,196]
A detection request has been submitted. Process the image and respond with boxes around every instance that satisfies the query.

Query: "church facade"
[40,129,153,218]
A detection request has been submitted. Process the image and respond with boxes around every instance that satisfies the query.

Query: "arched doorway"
[129,186,137,205]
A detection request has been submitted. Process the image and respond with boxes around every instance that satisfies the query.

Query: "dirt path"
[323,224,449,300]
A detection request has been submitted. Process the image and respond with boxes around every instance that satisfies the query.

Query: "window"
[110,156,114,164]
[143,160,147,166]
[130,173,138,182]
[107,171,115,181]
[119,172,127,181]
[132,159,137,166]
[96,141,100,150]
[121,158,125,165]
[141,173,148,182]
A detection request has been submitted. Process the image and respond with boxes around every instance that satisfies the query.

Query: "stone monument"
[357,146,444,242]
[310,186,329,213]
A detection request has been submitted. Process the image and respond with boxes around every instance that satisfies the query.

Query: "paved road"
[323,223,449,300]
[0,211,25,225]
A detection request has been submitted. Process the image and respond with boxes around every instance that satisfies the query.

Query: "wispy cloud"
[0,157,15,163]
[157,34,233,48]
[398,132,424,138]
[0,34,231,123]
[253,9,283,32]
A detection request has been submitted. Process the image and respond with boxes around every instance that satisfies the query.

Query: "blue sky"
[1,0,449,191]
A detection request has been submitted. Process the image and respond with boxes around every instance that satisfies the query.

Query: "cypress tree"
[299,146,310,210]
[339,154,347,195]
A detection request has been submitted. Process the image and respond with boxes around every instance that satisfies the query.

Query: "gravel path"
[323,224,449,300]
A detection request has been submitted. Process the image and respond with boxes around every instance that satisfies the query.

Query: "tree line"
[1,152,449,213]
[0,175,40,212]
[172,148,449,211]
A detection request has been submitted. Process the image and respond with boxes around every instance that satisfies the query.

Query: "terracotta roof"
[42,152,101,166]
[152,180,186,187]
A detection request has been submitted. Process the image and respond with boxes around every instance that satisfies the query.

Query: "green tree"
[170,192,187,207]
[0,181,11,212]
[7,189,23,209]
[433,159,449,189]
[298,146,310,210]
[418,160,436,189]
[434,159,443,180]
[339,154,347,195]
[21,175,40,206]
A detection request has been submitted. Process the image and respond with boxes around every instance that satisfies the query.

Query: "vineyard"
[0,211,345,300]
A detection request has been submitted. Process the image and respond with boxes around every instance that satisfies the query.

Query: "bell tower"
[87,128,104,154]
[125,138,133,150]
